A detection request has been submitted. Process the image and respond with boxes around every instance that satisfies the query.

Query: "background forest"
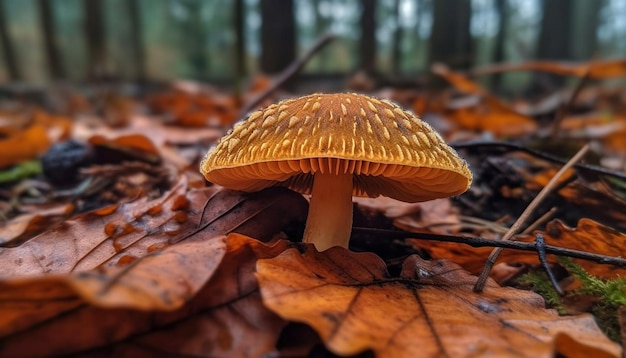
[1,0,625,94]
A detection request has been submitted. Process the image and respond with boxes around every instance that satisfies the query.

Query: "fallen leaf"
[472,58,626,79]
[0,234,287,357]
[0,203,75,247]
[0,177,228,311]
[408,218,626,279]
[257,246,621,358]
[355,197,461,235]
[0,124,50,168]
[432,64,537,137]
[0,181,307,311]
[528,219,626,278]
[0,180,304,357]
[89,133,161,163]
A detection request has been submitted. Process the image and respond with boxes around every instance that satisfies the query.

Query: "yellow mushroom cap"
[201,93,472,202]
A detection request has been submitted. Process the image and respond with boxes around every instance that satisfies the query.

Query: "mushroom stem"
[302,171,353,251]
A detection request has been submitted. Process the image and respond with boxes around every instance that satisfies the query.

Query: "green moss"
[559,257,626,306]
[518,270,566,314]
[518,257,625,344]
[559,257,625,342]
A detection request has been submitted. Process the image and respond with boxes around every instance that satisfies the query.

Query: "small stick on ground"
[535,233,565,295]
[473,144,590,292]
[452,141,626,181]
[237,33,336,119]
[351,227,626,267]
[521,207,557,235]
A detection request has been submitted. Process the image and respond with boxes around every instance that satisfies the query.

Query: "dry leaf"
[0,180,304,357]
[355,196,461,235]
[0,124,51,168]
[528,219,626,278]
[409,218,626,279]
[257,246,621,358]
[0,179,306,310]
[0,234,287,357]
[0,203,75,247]
[432,64,537,137]
[89,133,161,163]
[472,58,626,79]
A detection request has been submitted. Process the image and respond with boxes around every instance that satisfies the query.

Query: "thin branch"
[473,144,590,292]
[535,233,565,295]
[350,227,626,267]
[237,33,336,119]
[451,141,626,181]
[521,207,557,235]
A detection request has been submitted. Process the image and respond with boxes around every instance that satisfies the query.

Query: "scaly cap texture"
[201,93,472,202]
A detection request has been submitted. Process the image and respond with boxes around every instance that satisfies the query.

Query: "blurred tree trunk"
[360,0,377,74]
[0,0,19,80]
[127,0,145,80]
[571,0,602,60]
[536,0,573,61]
[413,0,429,70]
[428,0,473,69]
[260,0,295,74]
[38,0,63,79]
[490,0,508,90]
[533,0,602,93]
[534,0,577,91]
[233,0,245,101]
[83,0,107,79]
[391,0,402,74]
[313,0,331,70]
[178,0,209,78]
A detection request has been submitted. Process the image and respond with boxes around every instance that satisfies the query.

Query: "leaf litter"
[1,56,626,356]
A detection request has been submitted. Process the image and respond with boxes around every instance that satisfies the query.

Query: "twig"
[520,207,557,235]
[459,215,509,234]
[237,33,336,119]
[535,233,565,295]
[550,68,591,138]
[350,227,626,267]
[451,141,626,181]
[473,144,590,292]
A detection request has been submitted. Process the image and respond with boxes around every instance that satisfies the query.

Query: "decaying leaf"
[0,178,305,357]
[0,203,75,247]
[529,219,626,278]
[432,64,537,137]
[0,124,51,169]
[354,196,462,235]
[472,58,626,79]
[0,178,307,310]
[257,246,622,358]
[409,218,626,279]
[0,234,287,357]
[89,133,161,163]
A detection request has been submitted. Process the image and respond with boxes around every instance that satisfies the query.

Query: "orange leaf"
[473,58,626,79]
[0,234,287,357]
[0,181,307,308]
[409,218,626,279]
[0,203,75,247]
[528,219,626,278]
[257,246,621,358]
[433,64,537,136]
[89,133,161,163]
[0,124,51,168]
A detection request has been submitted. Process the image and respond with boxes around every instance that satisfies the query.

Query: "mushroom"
[201,93,472,251]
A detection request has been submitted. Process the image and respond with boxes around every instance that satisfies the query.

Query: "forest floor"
[1,57,626,357]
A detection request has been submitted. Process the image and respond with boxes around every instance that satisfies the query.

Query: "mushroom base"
[302,171,354,251]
